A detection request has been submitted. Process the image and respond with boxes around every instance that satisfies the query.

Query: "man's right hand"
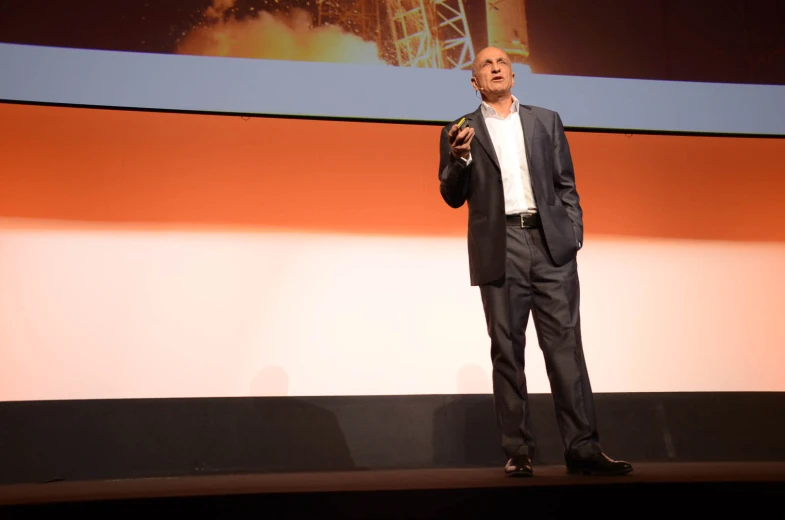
[448,122,474,161]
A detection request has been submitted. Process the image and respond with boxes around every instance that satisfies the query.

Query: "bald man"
[438,47,632,477]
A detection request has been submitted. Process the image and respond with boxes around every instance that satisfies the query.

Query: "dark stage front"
[1,463,783,517]
[1,392,784,516]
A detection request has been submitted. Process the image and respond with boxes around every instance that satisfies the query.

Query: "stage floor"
[1,462,783,517]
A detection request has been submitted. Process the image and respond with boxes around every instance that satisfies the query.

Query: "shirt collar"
[480,95,520,118]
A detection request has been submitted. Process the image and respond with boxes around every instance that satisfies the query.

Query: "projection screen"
[1,0,784,135]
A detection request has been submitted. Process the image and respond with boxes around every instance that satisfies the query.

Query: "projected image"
[1,0,783,84]
[0,0,522,70]
[173,0,512,71]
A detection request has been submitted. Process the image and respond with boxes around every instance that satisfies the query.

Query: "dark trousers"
[479,223,602,462]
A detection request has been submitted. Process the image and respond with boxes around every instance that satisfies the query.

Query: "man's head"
[471,47,514,100]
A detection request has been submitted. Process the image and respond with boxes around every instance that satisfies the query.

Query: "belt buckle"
[519,212,537,228]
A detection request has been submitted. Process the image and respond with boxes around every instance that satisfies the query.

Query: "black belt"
[506,212,540,228]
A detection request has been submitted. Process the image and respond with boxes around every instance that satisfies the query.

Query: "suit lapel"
[468,105,536,172]
[467,108,500,171]
[518,105,552,204]
[519,106,536,162]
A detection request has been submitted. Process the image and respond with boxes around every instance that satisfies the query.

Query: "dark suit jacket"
[438,104,583,286]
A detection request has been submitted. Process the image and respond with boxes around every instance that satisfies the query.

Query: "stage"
[0,462,783,517]
[1,393,784,517]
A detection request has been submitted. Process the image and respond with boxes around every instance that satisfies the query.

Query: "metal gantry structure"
[385,0,475,69]
[308,0,531,69]
[315,0,510,70]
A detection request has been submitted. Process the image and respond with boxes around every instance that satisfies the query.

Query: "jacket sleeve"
[438,125,471,208]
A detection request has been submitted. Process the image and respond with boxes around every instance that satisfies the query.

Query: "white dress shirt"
[462,96,536,214]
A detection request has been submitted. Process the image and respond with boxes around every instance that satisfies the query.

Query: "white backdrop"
[1,219,783,401]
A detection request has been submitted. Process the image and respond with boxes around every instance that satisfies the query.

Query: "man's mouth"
[492,76,504,81]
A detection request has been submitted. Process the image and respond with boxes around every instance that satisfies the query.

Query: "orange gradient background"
[1,102,784,401]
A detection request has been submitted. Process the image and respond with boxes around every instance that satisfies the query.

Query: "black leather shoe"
[566,452,633,476]
[504,454,533,477]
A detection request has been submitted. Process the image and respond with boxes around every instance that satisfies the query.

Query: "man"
[438,47,632,477]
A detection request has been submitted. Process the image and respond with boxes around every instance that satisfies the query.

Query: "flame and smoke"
[176,0,387,65]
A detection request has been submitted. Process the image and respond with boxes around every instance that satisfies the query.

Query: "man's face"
[471,48,514,97]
